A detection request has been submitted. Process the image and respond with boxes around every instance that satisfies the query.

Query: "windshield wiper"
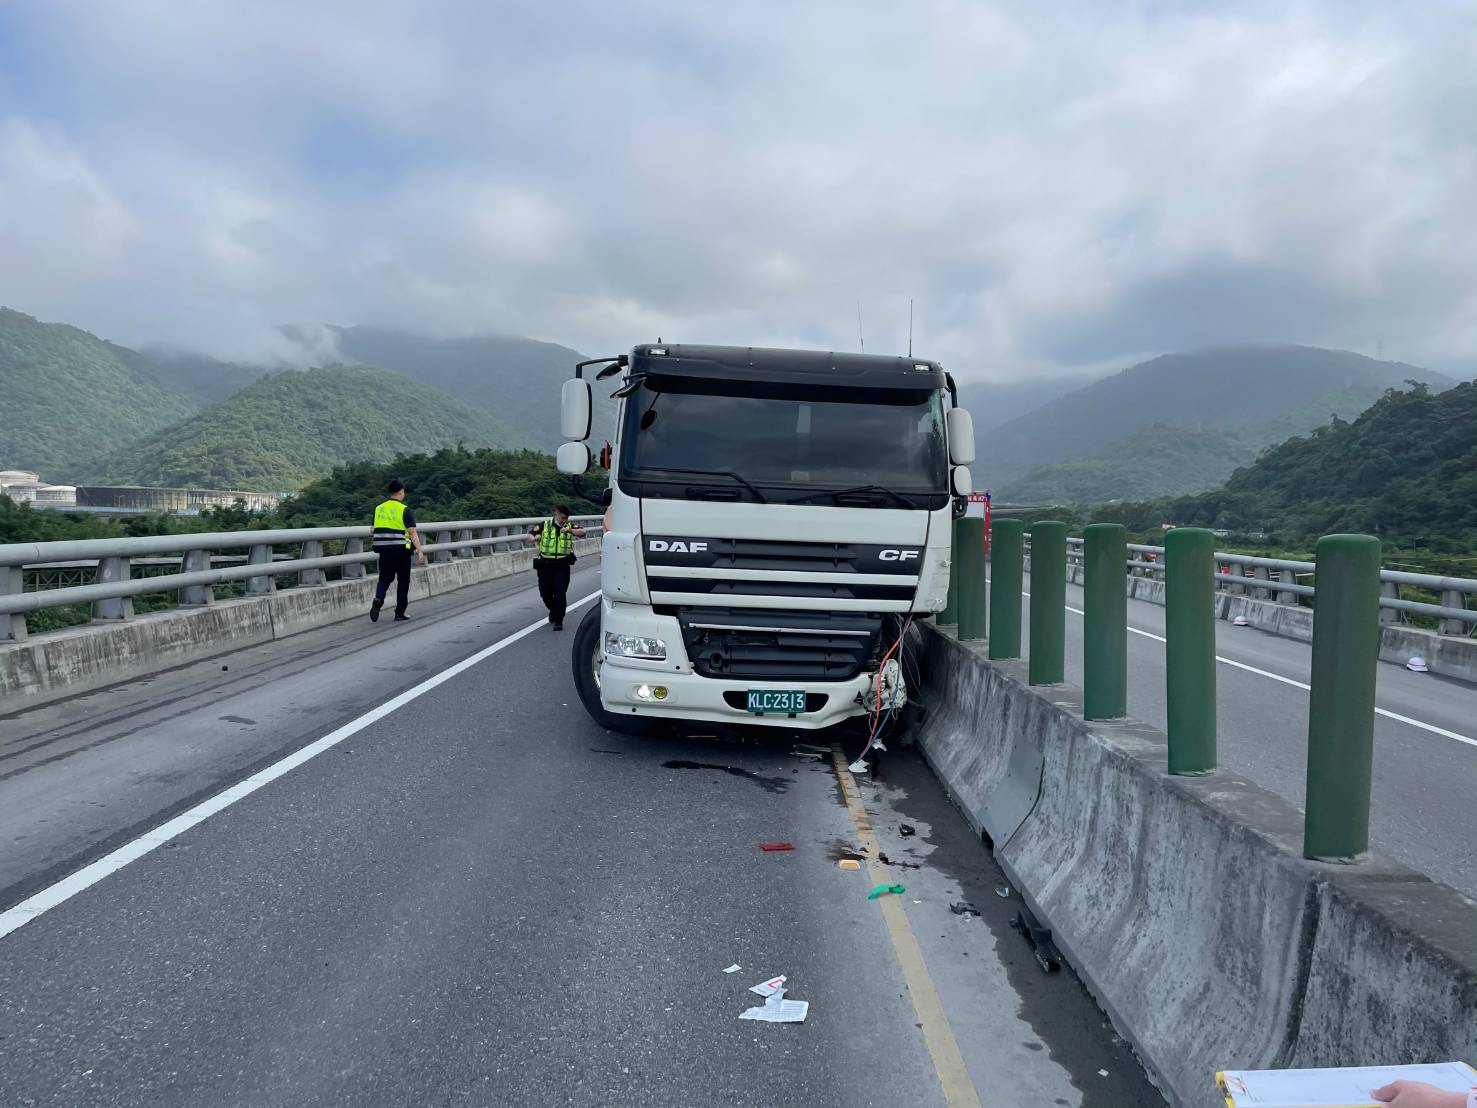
[787,484,919,509]
[636,466,768,503]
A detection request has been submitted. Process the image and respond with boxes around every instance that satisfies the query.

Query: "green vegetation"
[1022,381,1477,581]
[1002,425,1257,503]
[0,308,200,478]
[326,326,617,453]
[78,365,526,491]
[978,345,1451,499]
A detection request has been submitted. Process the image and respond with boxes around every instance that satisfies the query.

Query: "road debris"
[1011,907,1062,973]
[759,842,794,852]
[848,757,870,774]
[950,901,981,917]
[723,964,741,974]
[877,852,921,869]
[899,824,917,837]
[749,975,787,998]
[868,883,906,900]
[739,990,809,1023]
[995,884,1011,898]
[837,858,861,870]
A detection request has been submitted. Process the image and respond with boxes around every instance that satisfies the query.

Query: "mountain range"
[975,345,1451,503]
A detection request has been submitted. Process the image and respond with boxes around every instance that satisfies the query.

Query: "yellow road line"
[830,746,983,1108]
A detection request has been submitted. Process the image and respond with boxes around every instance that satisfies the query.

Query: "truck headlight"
[605,633,667,661]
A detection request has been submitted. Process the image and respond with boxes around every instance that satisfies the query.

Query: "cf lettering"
[879,549,920,562]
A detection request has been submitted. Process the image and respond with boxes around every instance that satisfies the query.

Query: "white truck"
[555,343,975,735]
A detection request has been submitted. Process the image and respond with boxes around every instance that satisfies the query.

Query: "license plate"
[746,689,807,714]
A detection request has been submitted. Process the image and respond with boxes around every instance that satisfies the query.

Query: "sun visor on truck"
[629,344,946,392]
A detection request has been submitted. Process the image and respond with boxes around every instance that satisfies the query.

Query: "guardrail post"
[299,540,326,586]
[1378,580,1400,625]
[177,549,214,607]
[92,556,135,621]
[988,518,1022,659]
[455,528,473,558]
[1304,534,1381,862]
[939,518,961,625]
[1028,522,1066,685]
[246,543,277,594]
[476,528,494,557]
[2,565,27,642]
[434,529,453,564]
[1165,528,1216,774]
[1252,564,1271,600]
[1083,523,1128,720]
[1276,568,1297,605]
[956,516,987,641]
[341,538,365,580]
[1440,588,1467,636]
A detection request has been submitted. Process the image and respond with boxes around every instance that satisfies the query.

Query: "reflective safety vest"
[537,518,573,558]
[372,499,410,549]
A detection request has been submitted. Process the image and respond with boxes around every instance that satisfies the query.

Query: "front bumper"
[599,653,872,729]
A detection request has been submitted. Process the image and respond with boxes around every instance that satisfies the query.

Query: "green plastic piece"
[867,883,906,900]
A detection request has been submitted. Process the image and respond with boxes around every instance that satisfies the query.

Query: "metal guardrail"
[1022,535,1477,635]
[0,516,602,641]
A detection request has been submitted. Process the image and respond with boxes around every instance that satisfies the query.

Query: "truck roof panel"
[628,343,946,390]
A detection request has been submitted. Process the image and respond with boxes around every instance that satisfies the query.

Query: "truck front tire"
[571,604,663,736]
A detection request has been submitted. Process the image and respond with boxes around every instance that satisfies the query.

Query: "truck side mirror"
[951,465,973,498]
[946,408,975,465]
[561,379,592,441]
[600,487,613,508]
[557,441,591,475]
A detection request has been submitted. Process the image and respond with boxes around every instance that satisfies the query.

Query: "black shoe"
[552,620,563,630]
[394,613,410,622]
[370,602,382,623]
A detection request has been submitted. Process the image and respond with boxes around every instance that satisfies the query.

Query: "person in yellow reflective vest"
[369,480,426,623]
[523,504,584,629]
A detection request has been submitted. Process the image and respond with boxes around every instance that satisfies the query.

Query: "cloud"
[0,1,1474,379]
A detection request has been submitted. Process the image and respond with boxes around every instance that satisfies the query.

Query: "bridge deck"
[0,567,1155,1107]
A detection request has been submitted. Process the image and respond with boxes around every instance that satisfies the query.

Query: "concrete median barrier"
[913,622,1477,1108]
[0,539,597,713]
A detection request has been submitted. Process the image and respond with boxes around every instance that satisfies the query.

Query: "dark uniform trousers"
[375,546,412,617]
[534,556,573,624]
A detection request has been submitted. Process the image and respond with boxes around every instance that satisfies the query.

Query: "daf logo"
[879,549,920,562]
[649,539,708,553]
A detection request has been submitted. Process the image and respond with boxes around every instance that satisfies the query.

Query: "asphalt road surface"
[1019,570,1477,898]
[0,567,1159,1108]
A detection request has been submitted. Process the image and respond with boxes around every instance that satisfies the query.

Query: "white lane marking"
[1021,589,1477,750]
[0,591,600,941]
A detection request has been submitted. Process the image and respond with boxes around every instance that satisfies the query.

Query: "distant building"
[2,468,278,514]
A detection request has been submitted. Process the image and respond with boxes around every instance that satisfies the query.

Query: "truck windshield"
[618,378,949,508]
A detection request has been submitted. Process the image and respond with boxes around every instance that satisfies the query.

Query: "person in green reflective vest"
[523,505,584,629]
[369,480,426,623]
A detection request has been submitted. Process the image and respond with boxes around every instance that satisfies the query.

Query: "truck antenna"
[908,298,914,357]
[856,301,865,353]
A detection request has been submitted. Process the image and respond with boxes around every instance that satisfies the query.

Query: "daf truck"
[555,343,975,735]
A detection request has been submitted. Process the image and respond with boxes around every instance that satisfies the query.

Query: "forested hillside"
[321,327,617,452]
[0,308,200,477]
[78,365,525,491]
[1086,381,1477,549]
[976,345,1449,494]
[1000,425,1257,503]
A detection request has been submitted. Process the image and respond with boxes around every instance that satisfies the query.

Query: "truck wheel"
[571,605,663,736]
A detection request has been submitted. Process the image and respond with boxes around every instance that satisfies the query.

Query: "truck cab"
[557,343,974,734]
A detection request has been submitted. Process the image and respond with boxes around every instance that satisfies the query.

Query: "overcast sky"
[1,1,1474,381]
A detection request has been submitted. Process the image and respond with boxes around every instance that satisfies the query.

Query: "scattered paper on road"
[723,964,741,974]
[749,975,786,997]
[739,997,809,1023]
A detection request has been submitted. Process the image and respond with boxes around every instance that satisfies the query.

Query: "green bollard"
[938,518,961,625]
[1165,527,1216,774]
[1304,534,1382,862]
[956,517,988,641]
[1083,523,1127,720]
[1028,522,1066,685]
[988,519,1023,659]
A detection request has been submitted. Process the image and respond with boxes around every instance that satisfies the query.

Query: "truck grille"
[677,608,882,681]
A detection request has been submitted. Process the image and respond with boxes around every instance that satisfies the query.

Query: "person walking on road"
[525,505,583,629]
[369,480,426,623]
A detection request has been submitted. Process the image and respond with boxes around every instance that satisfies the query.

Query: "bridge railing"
[953,519,1473,864]
[0,516,603,642]
[1024,534,1477,634]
